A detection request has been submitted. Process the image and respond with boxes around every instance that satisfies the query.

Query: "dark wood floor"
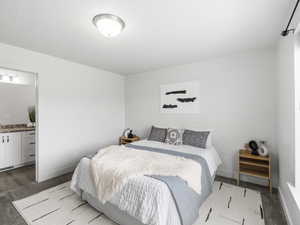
[0,166,287,225]
[0,166,72,225]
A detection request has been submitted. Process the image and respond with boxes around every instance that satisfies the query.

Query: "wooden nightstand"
[119,136,140,145]
[237,149,272,192]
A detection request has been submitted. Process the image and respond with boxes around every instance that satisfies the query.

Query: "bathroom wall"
[0,82,35,125]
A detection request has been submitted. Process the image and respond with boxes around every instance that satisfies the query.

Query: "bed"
[71,139,222,225]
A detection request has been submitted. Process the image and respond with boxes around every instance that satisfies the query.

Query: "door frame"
[0,66,39,183]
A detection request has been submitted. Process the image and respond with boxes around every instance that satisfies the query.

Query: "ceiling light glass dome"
[93,14,125,37]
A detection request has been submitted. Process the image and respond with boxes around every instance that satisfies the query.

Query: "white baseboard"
[37,164,76,183]
[0,162,35,173]
[216,169,233,178]
[278,187,294,225]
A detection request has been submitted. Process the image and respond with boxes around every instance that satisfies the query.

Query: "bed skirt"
[82,191,145,225]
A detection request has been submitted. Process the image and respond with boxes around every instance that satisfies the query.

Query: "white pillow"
[206,131,213,148]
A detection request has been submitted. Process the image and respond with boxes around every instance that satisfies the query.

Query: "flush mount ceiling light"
[93,14,125,37]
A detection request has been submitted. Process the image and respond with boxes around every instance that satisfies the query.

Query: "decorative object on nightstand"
[258,141,269,156]
[237,149,272,193]
[119,136,140,145]
[122,128,131,138]
[248,140,259,155]
[128,130,134,138]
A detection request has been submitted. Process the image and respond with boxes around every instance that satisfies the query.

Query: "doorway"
[0,66,38,183]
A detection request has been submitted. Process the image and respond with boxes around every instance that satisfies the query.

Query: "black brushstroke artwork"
[162,104,178,109]
[177,97,197,103]
[165,90,186,95]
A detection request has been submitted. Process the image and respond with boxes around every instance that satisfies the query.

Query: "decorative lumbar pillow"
[148,126,167,142]
[165,128,184,145]
[182,129,210,149]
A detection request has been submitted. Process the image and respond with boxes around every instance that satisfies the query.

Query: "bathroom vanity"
[0,126,35,171]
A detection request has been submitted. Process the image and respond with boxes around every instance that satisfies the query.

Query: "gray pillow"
[182,129,210,148]
[148,126,167,142]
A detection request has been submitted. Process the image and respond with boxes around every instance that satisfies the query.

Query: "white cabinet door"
[0,135,7,169]
[5,133,21,167]
[0,133,22,169]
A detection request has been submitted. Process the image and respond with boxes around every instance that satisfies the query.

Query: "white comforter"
[91,145,202,203]
[71,140,222,225]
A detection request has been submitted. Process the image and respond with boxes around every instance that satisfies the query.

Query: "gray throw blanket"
[126,143,213,225]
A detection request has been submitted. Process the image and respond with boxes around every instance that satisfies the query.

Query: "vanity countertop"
[0,124,35,133]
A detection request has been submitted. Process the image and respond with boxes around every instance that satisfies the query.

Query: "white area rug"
[13,181,265,225]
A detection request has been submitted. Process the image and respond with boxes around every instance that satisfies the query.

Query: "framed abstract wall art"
[160,81,200,113]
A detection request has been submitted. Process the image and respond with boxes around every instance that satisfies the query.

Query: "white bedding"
[91,145,202,203]
[132,140,222,176]
[71,140,222,225]
[71,158,181,225]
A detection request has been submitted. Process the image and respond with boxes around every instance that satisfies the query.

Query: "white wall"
[276,2,300,224]
[0,42,125,182]
[0,82,35,124]
[277,35,295,188]
[295,28,300,190]
[126,48,278,186]
[277,35,300,225]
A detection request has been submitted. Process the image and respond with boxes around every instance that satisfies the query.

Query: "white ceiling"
[0,0,292,75]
